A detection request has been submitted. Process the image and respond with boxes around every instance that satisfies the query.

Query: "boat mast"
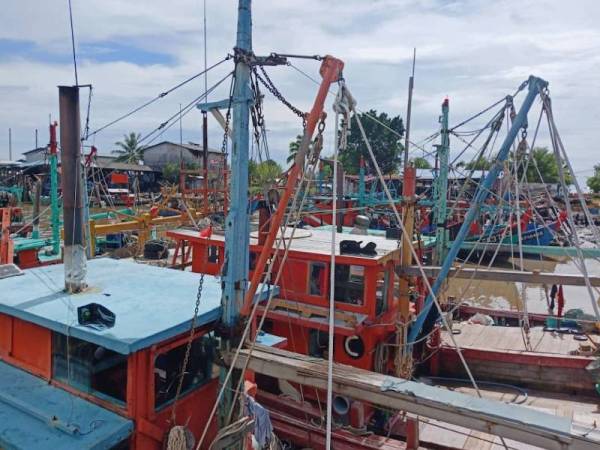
[433,98,450,265]
[222,0,251,331]
[220,0,252,422]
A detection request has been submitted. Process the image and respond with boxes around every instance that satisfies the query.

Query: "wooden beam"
[397,265,600,287]
[457,242,600,259]
[228,345,600,450]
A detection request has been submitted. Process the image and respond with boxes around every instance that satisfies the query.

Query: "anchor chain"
[170,273,205,424]
[254,66,307,129]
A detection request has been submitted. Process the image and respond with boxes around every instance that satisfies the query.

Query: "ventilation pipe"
[59,86,87,293]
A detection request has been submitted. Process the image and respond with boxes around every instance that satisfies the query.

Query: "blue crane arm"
[408,75,548,344]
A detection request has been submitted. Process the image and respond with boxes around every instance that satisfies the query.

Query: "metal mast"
[433,98,450,265]
[222,0,251,330]
[219,0,252,425]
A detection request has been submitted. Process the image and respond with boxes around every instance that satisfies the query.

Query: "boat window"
[207,245,219,263]
[52,333,128,405]
[309,262,327,296]
[334,264,364,305]
[154,335,217,410]
[375,270,390,316]
[249,251,257,271]
[308,329,330,358]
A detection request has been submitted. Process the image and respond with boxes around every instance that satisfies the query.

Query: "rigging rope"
[88,56,231,137]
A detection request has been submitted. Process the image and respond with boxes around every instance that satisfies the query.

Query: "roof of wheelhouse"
[0,258,274,354]
[169,227,401,264]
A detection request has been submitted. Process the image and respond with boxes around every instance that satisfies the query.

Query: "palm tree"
[250,160,282,195]
[113,132,143,163]
[287,135,303,164]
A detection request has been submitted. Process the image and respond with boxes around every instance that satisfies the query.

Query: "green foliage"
[162,161,200,184]
[287,135,303,164]
[587,164,600,194]
[162,162,179,183]
[464,156,492,171]
[250,159,282,195]
[411,157,432,169]
[112,132,143,163]
[340,110,404,175]
[525,147,572,184]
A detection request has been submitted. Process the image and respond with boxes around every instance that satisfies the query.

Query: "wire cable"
[88,56,230,137]
[67,0,78,85]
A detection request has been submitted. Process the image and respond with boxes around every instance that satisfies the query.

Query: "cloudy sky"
[1,0,598,184]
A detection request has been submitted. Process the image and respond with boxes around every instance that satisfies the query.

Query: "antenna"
[403,48,416,168]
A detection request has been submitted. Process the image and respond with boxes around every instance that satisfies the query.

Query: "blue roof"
[0,258,276,354]
[0,361,132,449]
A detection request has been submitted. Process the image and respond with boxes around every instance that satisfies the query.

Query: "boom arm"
[240,55,344,315]
[408,75,548,343]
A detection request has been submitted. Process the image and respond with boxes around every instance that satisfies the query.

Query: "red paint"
[557,285,565,317]
[0,317,51,379]
[241,56,345,316]
[440,345,593,369]
[111,172,129,185]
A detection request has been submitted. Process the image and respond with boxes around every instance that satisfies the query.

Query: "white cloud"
[0,0,598,184]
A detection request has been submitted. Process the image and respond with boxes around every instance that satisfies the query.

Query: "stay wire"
[67,0,78,86]
[88,55,230,137]
[137,71,233,148]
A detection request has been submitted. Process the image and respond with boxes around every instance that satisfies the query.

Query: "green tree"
[587,164,600,194]
[113,132,143,163]
[411,157,432,169]
[162,162,179,183]
[340,110,404,175]
[287,135,303,164]
[464,156,492,171]
[162,161,199,184]
[250,159,282,195]
[525,147,572,184]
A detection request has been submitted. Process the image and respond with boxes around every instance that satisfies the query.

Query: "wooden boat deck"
[419,384,600,449]
[442,323,586,355]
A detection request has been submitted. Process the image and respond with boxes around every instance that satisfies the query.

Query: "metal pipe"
[59,85,86,292]
[203,112,209,214]
[403,48,416,168]
[32,178,41,239]
[49,122,60,255]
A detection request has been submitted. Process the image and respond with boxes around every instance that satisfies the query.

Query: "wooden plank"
[228,345,600,450]
[398,265,600,287]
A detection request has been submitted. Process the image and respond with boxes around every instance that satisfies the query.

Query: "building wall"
[23,148,46,163]
[143,143,224,172]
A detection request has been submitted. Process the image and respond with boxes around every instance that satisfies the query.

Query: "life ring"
[344,335,365,359]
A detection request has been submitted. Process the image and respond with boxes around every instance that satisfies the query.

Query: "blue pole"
[408,76,547,343]
[222,0,251,330]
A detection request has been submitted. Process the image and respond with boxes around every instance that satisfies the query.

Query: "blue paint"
[221,0,252,328]
[0,361,132,449]
[0,38,174,66]
[255,332,287,348]
[380,376,570,433]
[408,76,548,343]
[0,258,276,354]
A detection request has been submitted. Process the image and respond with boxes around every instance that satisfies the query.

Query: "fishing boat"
[2,1,600,450]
